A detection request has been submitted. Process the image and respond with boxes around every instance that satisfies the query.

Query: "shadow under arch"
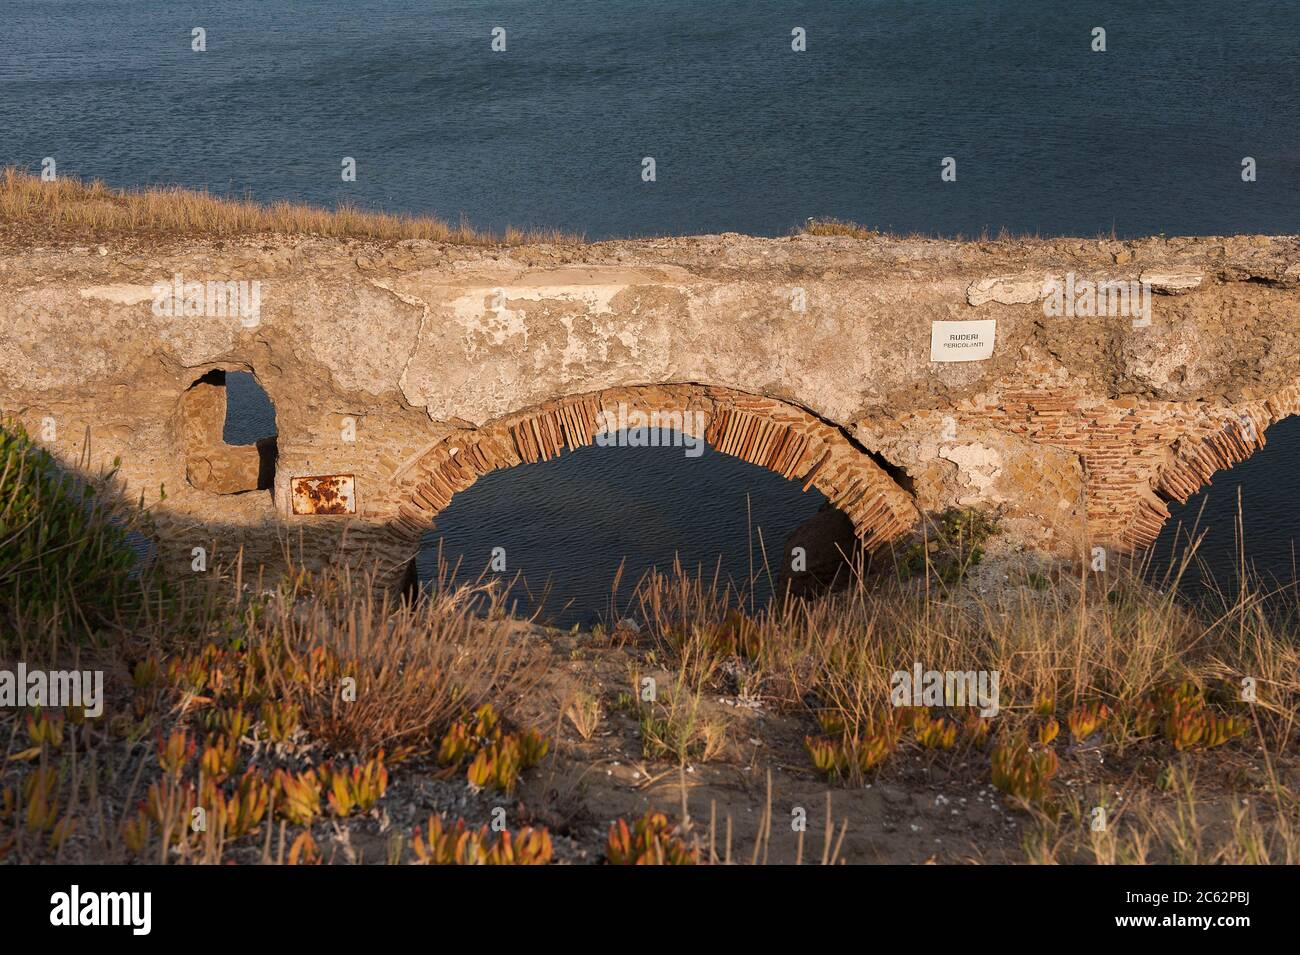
[382,383,920,592]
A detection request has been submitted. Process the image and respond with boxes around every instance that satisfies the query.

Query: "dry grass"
[564,690,602,741]
[801,217,879,239]
[623,545,1299,864]
[801,217,1066,244]
[4,533,1296,862]
[2,422,1296,863]
[1022,761,1299,865]
[0,167,581,246]
[0,542,551,863]
[1,169,1129,250]
[632,555,1299,752]
[245,576,546,756]
[632,666,729,764]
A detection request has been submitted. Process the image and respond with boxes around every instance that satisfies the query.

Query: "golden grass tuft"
[801,217,878,240]
[0,166,581,246]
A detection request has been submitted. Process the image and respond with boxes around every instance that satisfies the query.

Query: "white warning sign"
[930,320,996,362]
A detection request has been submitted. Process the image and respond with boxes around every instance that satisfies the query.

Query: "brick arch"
[381,383,919,566]
[1129,383,1300,549]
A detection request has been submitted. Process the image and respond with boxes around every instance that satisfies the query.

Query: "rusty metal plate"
[291,474,356,515]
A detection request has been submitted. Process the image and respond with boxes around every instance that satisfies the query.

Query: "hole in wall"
[180,369,277,494]
[224,371,278,490]
[223,372,277,446]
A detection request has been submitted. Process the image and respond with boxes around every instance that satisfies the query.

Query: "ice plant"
[273,768,322,826]
[915,714,958,750]
[606,811,698,865]
[25,711,64,751]
[157,729,195,778]
[322,752,389,817]
[260,700,300,743]
[1036,717,1060,747]
[1163,700,1206,751]
[22,766,60,834]
[963,713,991,748]
[805,725,894,783]
[288,830,321,865]
[409,814,553,865]
[438,705,548,795]
[1067,702,1110,741]
[991,738,1059,805]
[1201,713,1250,748]
[805,736,840,779]
[216,770,271,839]
[199,736,241,783]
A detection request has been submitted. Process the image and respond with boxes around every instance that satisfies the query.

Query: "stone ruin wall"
[1,230,1297,589]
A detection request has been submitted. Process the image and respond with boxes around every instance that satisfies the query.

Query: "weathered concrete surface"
[1,232,1297,588]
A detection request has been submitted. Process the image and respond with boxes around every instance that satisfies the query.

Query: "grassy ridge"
[0,167,581,246]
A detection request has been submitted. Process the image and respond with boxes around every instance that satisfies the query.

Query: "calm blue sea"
[5,1,1297,622]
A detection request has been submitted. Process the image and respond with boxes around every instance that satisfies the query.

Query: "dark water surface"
[6,2,1298,622]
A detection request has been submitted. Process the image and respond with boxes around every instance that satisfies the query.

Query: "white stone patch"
[1124,332,1197,388]
[449,284,624,321]
[1139,270,1203,293]
[557,315,590,366]
[78,284,157,306]
[966,274,1049,307]
[940,443,1004,505]
[445,283,635,352]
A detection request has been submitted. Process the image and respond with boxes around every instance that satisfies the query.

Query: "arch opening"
[381,384,920,618]
[415,428,832,626]
[1147,413,1300,604]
